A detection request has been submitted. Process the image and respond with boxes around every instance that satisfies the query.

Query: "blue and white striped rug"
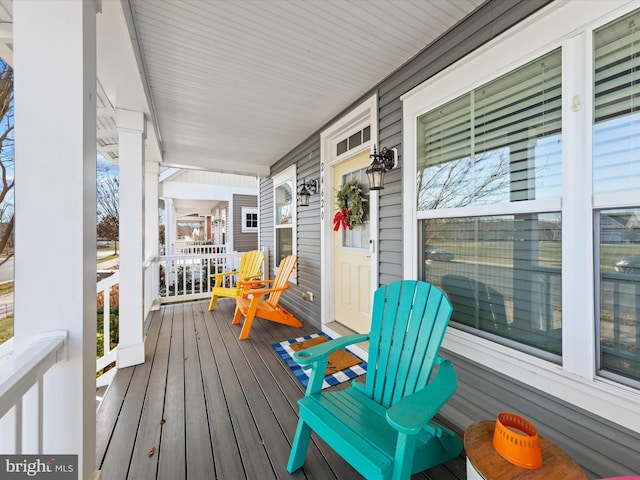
[272,332,367,390]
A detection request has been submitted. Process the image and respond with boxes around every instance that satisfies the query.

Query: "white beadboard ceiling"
[120,0,485,175]
[2,0,485,176]
[0,3,489,219]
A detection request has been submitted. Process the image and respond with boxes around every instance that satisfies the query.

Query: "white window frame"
[273,164,297,283]
[401,0,640,433]
[241,207,258,233]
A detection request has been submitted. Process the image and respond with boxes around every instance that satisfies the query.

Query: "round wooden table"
[464,420,589,480]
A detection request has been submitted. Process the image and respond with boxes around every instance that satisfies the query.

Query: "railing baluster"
[15,401,21,454]
[37,379,43,454]
[104,286,111,358]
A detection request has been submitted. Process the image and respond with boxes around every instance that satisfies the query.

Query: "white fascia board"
[161,181,257,201]
[162,151,270,177]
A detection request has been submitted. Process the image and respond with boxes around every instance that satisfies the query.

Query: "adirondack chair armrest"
[238,278,275,288]
[209,270,240,288]
[238,273,262,282]
[386,359,458,435]
[210,269,239,279]
[244,283,291,297]
[292,333,370,366]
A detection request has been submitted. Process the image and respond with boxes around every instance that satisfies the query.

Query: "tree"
[0,61,14,267]
[97,164,119,254]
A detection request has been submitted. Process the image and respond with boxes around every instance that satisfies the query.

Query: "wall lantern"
[297,178,318,207]
[366,146,398,190]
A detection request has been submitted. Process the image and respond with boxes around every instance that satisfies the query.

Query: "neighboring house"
[259,2,640,478]
[159,168,258,254]
[601,212,640,243]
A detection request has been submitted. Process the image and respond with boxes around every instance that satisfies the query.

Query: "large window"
[273,166,296,276]
[594,10,640,386]
[417,49,563,359]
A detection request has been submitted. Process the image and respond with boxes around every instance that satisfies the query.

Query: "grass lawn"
[0,314,13,345]
[0,281,12,296]
[98,254,119,264]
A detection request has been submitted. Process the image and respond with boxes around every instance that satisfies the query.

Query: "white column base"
[117,342,145,368]
[466,457,485,480]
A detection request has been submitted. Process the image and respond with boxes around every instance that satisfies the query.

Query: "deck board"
[97,299,466,480]
[98,306,163,479]
[183,303,217,479]
[128,304,171,480]
[158,304,187,480]
[193,303,246,480]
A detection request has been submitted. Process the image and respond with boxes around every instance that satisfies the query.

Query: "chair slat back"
[365,280,453,408]
[238,250,264,283]
[266,255,297,308]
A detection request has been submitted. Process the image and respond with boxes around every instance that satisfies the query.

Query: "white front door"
[332,151,372,333]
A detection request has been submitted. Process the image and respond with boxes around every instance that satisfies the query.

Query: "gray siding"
[258,1,640,477]
[263,137,322,330]
[232,194,258,252]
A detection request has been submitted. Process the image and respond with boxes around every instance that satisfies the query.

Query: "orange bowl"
[492,412,543,469]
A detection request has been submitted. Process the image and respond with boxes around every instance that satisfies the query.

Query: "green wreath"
[333,179,368,231]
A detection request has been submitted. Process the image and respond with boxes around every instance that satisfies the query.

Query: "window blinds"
[594,9,640,194]
[417,49,562,210]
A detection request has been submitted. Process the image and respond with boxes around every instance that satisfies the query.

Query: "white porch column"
[13,2,97,478]
[117,109,146,368]
[165,197,176,256]
[145,160,160,304]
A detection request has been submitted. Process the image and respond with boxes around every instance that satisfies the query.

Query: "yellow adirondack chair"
[207,249,264,311]
[232,255,302,340]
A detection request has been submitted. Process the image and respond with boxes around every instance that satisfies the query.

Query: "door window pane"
[339,168,370,249]
[421,214,562,356]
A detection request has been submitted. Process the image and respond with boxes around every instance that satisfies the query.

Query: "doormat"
[272,332,367,390]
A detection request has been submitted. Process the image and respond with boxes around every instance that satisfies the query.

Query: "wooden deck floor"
[96,300,467,480]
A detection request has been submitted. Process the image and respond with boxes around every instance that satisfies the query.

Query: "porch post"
[165,197,176,256]
[13,1,97,478]
[145,160,160,304]
[205,215,212,241]
[117,109,146,368]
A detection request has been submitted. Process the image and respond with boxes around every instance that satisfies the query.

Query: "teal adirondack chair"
[287,280,462,480]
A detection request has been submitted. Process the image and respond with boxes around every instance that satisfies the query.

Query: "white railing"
[144,256,158,319]
[0,337,13,366]
[173,243,227,256]
[0,331,67,454]
[96,270,119,388]
[159,249,267,304]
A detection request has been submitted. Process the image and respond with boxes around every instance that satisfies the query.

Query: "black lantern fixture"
[297,178,318,207]
[366,146,397,190]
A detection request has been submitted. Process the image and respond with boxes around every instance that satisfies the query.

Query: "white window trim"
[241,207,258,233]
[402,0,640,433]
[273,164,297,283]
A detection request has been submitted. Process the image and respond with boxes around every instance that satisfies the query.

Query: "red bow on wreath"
[333,208,350,231]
